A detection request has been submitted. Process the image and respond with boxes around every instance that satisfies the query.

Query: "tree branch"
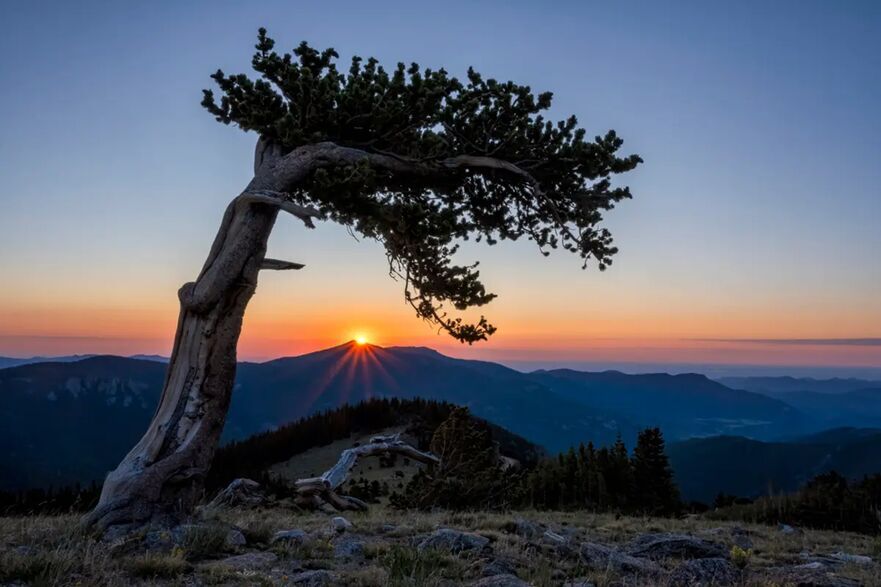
[293,433,439,511]
[260,258,305,271]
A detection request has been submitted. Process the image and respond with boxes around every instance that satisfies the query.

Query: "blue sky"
[0,1,879,372]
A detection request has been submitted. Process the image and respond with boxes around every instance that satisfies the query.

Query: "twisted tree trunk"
[83,141,315,532]
[82,138,493,533]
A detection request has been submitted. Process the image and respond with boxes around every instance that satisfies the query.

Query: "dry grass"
[0,508,878,585]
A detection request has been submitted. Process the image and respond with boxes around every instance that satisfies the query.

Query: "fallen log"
[294,433,439,511]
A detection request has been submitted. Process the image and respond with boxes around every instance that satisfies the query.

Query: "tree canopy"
[202,29,642,342]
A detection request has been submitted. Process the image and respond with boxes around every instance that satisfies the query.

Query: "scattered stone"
[333,538,365,559]
[668,557,739,586]
[470,574,530,587]
[796,562,828,570]
[206,478,266,509]
[418,528,491,553]
[331,516,353,533]
[479,558,517,577]
[504,517,542,539]
[625,533,725,560]
[580,542,660,575]
[272,529,309,545]
[206,551,278,570]
[766,566,860,587]
[290,569,335,585]
[830,551,872,565]
[225,528,246,547]
[542,530,567,545]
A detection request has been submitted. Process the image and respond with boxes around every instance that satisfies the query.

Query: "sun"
[354,334,369,345]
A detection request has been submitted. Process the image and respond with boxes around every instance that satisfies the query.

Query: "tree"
[392,407,517,510]
[631,428,680,515]
[83,30,641,532]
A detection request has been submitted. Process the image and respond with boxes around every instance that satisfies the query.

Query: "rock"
[765,566,860,587]
[290,569,335,585]
[668,557,739,586]
[470,575,530,587]
[778,523,802,535]
[206,551,278,570]
[272,529,309,545]
[479,558,517,577]
[331,516,353,533]
[380,523,397,533]
[625,533,726,560]
[418,528,491,553]
[504,517,542,540]
[562,580,596,587]
[333,538,365,559]
[207,478,265,509]
[542,530,567,545]
[225,529,246,547]
[830,551,872,565]
[580,542,660,575]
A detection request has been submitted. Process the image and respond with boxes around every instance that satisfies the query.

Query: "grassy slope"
[1,508,878,586]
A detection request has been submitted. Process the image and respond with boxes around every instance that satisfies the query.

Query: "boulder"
[668,557,739,586]
[225,529,246,548]
[765,566,860,587]
[830,551,872,565]
[272,529,309,545]
[333,538,365,559]
[479,558,518,577]
[207,478,266,509]
[331,516,353,533]
[625,533,726,560]
[205,551,278,570]
[470,575,530,587]
[580,542,660,575]
[504,517,542,540]
[290,569,335,585]
[542,530,567,545]
[418,528,491,553]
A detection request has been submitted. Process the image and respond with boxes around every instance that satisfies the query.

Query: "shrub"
[730,544,752,569]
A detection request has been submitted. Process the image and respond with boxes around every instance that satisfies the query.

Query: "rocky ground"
[1,504,879,586]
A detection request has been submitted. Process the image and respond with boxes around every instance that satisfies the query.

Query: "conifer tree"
[84,30,641,532]
[631,427,681,515]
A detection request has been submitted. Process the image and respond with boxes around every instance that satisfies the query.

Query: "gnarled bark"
[83,141,313,532]
[83,138,525,533]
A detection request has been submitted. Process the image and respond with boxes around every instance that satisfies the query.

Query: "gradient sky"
[1,1,879,373]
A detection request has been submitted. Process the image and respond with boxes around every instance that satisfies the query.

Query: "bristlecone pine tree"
[83,30,642,532]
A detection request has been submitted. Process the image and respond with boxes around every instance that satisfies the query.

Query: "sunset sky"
[1,1,879,374]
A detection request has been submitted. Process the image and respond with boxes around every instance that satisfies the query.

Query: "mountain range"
[3,342,881,501]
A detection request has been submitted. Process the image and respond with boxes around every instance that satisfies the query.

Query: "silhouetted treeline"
[521,428,681,515]
[712,471,881,535]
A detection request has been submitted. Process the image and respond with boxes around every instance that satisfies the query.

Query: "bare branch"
[260,258,305,271]
[294,432,439,511]
[238,190,322,228]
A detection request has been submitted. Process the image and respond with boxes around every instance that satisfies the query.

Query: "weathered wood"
[294,433,439,511]
[84,138,479,533]
[261,258,304,271]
